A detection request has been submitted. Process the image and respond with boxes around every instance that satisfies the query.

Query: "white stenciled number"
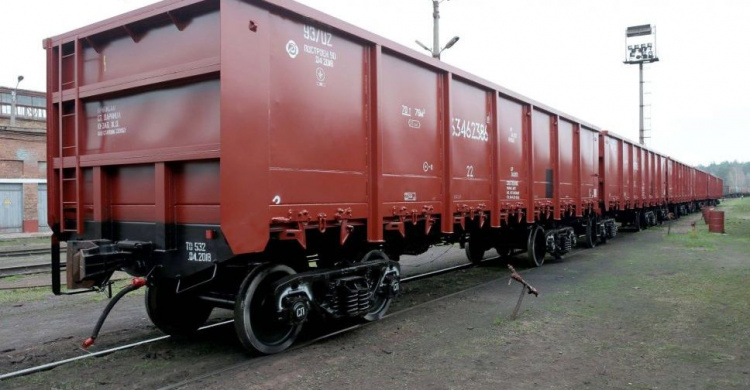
[186,241,212,262]
[466,165,474,178]
[303,25,333,47]
[451,117,489,142]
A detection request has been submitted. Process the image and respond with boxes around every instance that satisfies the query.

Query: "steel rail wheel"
[584,217,597,249]
[634,211,642,231]
[526,226,546,267]
[464,234,486,264]
[360,250,397,322]
[234,264,303,355]
[145,280,213,336]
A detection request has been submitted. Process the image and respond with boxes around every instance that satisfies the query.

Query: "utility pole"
[432,0,440,59]
[10,75,24,127]
[416,0,460,60]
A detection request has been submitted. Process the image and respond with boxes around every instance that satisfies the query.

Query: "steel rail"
[0,248,51,258]
[0,263,64,278]
[0,320,234,381]
[0,257,519,382]
[158,272,519,390]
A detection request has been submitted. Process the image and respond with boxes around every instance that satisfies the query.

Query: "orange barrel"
[708,210,725,233]
[702,206,714,224]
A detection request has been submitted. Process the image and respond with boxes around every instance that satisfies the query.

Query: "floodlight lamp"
[445,36,460,49]
[415,39,432,52]
[17,75,24,82]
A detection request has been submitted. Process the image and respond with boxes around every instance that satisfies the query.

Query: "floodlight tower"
[415,0,460,60]
[623,25,659,145]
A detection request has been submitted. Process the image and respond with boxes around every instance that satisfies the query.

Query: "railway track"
[0,263,62,278]
[0,247,65,279]
[0,255,524,382]
[0,247,51,258]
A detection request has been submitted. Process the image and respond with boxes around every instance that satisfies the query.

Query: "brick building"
[0,86,48,233]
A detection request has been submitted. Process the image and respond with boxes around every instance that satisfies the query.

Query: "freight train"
[44,0,722,354]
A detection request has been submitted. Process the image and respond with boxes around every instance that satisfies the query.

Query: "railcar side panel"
[623,141,631,207]
[695,170,708,200]
[579,127,599,207]
[450,79,492,211]
[600,132,622,211]
[557,120,575,204]
[496,96,527,211]
[379,53,442,215]
[634,146,643,207]
[642,148,651,206]
[531,110,553,202]
[657,154,666,204]
[267,15,368,207]
[666,159,674,203]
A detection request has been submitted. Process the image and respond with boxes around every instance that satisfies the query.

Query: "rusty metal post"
[510,284,527,320]
[507,265,539,320]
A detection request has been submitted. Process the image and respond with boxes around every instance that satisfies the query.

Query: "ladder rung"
[62,178,77,182]
[62,146,77,150]
[61,113,76,117]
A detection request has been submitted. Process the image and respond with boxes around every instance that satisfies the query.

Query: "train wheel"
[234,264,303,355]
[584,218,597,249]
[599,220,608,244]
[634,211,642,231]
[361,250,396,322]
[526,226,546,267]
[145,280,213,336]
[465,234,486,264]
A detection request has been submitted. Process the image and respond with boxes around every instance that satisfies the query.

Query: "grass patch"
[0,286,54,304]
[666,230,716,250]
[0,274,24,282]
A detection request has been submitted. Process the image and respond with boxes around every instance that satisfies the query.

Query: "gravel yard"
[1,198,748,389]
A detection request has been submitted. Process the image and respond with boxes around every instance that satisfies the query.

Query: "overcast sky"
[2,0,748,166]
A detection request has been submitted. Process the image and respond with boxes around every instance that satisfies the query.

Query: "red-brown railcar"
[45,0,723,354]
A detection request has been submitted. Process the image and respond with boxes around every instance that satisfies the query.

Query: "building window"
[16,95,32,106]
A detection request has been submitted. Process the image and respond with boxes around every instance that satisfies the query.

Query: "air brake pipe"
[82,277,147,349]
